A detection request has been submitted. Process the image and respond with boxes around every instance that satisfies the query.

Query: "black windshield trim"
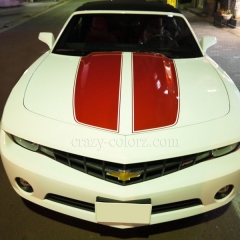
[75,1,181,14]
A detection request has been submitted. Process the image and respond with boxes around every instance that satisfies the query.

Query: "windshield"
[53,13,202,59]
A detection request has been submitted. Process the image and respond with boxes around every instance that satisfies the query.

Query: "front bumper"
[1,130,240,228]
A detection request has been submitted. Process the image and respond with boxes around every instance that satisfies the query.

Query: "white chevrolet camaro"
[1,1,240,229]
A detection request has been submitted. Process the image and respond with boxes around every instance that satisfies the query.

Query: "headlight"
[13,135,39,151]
[39,146,55,158]
[195,151,211,162]
[212,143,239,157]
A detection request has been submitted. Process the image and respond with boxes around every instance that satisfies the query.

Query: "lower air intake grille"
[45,194,95,212]
[152,198,202,214]
[45,194,202,214]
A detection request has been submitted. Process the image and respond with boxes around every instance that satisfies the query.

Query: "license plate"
[95,198,152,224]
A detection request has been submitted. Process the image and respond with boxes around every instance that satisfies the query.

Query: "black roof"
[75,1,181,14]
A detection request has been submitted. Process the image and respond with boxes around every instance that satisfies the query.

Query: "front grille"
[39,146,213,186]
[45,194,202,214]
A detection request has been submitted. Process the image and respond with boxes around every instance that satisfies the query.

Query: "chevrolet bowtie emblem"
[107,169,143,181]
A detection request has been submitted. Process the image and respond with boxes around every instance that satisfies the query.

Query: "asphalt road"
[0,0,240,239]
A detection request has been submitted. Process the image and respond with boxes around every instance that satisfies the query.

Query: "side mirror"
[38,32,55,50]
[199,36,217,54]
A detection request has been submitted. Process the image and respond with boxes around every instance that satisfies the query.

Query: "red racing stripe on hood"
[133,53,179,132]
[74,53,122,131]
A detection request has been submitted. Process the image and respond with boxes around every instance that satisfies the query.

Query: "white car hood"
[24,52,229,134]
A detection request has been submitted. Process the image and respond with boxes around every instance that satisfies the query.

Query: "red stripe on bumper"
[133,53,179,131]
[74,53,122,131]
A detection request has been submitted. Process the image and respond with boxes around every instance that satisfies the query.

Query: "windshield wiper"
[159,51,179,58]
[54,48,92,56]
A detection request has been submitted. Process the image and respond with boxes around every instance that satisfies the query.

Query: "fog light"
[16,177,33,193]
[214,185,233,200]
